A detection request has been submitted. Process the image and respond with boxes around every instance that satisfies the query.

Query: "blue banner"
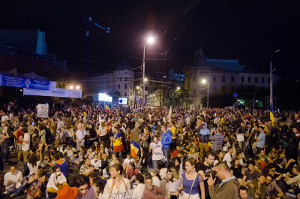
[0,74,56,90]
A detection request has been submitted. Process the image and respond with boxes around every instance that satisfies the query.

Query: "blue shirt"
[256,132,265,148]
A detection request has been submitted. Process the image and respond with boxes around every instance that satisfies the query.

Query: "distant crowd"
[0,102,299,199]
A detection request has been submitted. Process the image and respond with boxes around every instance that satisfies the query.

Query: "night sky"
[0,0,300,78]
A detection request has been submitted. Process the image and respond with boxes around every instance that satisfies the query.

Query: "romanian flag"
[131,139,140,158]
[112,133,123,152]
[270,110,275,127]
[105,105,110,112]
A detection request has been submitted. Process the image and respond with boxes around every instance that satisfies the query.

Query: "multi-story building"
[78,61,135,106]
[184,48,277,108]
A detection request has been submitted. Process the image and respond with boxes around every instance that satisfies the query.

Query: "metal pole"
[142,45,146,110]
[270,60,273,111]
[207,83,210,108]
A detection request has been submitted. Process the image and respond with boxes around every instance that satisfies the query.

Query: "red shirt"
[16,129,24,144]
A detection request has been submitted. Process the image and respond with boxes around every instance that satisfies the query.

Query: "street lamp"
[201,78,210,108]
[270,49,280,112]
[142,35,155,110]
[69,85,74,89]
[76,85,81,90]
[177,86,180,90]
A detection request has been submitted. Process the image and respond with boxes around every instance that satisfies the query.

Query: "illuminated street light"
[147,36,155,45]
[142,35,155,110]
[136,86,140,89]
[76,85,81,90]
[69,85,74,89]
[144,78,148,82]
[201,78,210,108]
[177,86,180,90]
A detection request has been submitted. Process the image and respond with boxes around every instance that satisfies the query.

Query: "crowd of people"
[0,103,299,199]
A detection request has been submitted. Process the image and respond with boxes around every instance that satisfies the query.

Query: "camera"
[205,169,216,178]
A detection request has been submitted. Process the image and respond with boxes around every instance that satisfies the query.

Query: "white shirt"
[132,183,145,199]
[76,129,86,143]
[236,133,245,142]
[1,115,9,122]
[4,171,22,189]
[46,173,67,191]
[22,133,30,151]
[91,159,102,170]
[27,161,41,175]
[152,176,160,187]
[223,152,232,167]
[150,141,164,160]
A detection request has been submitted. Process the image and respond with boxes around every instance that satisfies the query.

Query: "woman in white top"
[103,163,131,198]
[27,154,41,176]
[150,135,165,169]
[132,173,145,199]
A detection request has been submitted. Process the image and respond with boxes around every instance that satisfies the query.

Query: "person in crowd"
[110,125,124,162]
[239,186,253,199]
[150,135,165,169]
[223,146,234,167]
[103,163,131,197]
[247,175,266,199]
[4,166,27,197]
[76,122,86,150]
[256,126,266,154]
[198,123,210,162]
[26,168,46,199]
[72,174,97,199]
[15,122,25,161]
[46,166,67,194]
[211,127,224,153]
[265,175,284,198]
[207,162,240,199]
[132,173,145,199]
[196,151,215,199]
[80,158,95,176]
[143,174,165,199]
[178,158,205,199]
[242,161,259,185]
[27,153,41,176]
[21,124,31,161]
[161,124,173,168]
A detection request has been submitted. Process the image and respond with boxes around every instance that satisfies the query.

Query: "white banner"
[36,104,49,118]
[23,88,82,98]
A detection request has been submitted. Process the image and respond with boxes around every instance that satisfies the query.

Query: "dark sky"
[0,0,300,78]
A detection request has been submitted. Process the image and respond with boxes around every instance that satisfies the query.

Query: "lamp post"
[201,79,210,108]
[142,36,155,110]
[270,49,280,112]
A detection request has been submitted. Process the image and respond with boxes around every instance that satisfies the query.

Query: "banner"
[23,88,82,98]
[0,74,56,90]
[36,104,49,118]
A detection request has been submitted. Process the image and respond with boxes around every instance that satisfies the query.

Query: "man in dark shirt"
[196,152,215,199]
[242,162,259,185]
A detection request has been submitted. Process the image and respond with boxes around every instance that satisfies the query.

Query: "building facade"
[184,48,276,108]
[76,63,135,107]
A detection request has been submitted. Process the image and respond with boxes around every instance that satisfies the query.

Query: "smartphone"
[32,122,35,125]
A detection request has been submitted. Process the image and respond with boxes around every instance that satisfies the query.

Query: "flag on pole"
[168,106,172,122]
[130,139,140,158]
[105,105,110,112]
[270,110,275,126]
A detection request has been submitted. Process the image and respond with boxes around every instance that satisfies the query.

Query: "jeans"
[238,141,245,152]
[152,159,164,169]
[7,179,28,196]
[2,140,9,162]
[162,148,170,168]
